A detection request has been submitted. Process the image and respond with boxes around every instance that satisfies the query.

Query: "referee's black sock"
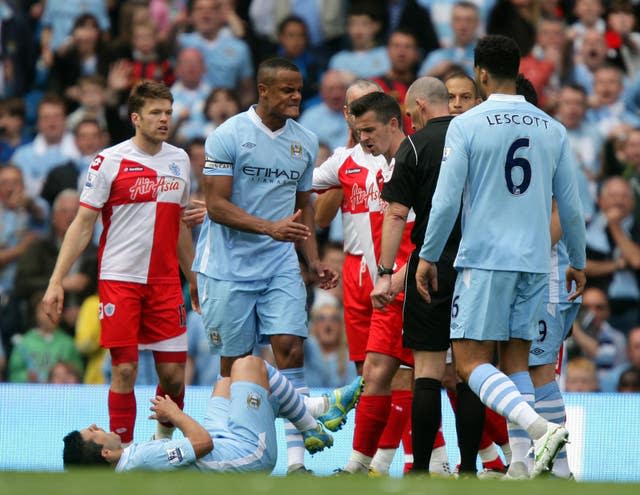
[456,382,485,474]
[411,377,442,472]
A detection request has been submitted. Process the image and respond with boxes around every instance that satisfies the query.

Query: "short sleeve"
[297,137,318,192]
[382,137,417,208]
[80,154,115,210]
[203,125,235,177]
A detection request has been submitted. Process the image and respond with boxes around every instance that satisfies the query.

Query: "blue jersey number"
[505,138,531,195]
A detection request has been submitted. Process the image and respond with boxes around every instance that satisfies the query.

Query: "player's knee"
[111,362,138,388]
[272,339,304,367]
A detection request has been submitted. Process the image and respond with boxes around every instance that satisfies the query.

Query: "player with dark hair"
[416,35,587,478]
[63,356,362,471]
[193,57,338,474]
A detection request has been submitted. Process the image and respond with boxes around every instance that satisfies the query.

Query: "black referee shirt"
[382,115,462,256]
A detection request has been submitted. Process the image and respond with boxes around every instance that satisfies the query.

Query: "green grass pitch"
[1,471,639,495]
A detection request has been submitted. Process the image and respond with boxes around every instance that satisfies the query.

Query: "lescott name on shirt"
[485,113,550,129]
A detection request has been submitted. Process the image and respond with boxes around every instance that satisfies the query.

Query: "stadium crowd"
[0,0,640,475]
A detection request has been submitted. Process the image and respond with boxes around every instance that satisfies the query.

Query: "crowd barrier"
[0,384,638,482]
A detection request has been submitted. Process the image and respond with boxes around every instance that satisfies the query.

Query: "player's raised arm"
[42,206,99,322]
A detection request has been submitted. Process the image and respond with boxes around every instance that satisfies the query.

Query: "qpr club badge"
[169,162,181,176]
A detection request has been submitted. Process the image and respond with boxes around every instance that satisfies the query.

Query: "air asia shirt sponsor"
[129,176,181,201]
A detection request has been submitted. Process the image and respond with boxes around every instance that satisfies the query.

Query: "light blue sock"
[265,363,316,431]
[536,381,571,477]
[281,367,309,467]
[508,372,535,467]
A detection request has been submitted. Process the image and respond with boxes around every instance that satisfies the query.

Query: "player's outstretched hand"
[268,209,310,242]
[182,200,207,228]
[149,395,180,423]
[42,283,64,324]
[416,259,438,304]
[311,260,340,290]
[566,266,586,301]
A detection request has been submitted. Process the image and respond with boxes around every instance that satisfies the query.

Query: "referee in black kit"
[369,76,485,475]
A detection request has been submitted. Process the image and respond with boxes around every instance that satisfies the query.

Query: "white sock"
[345,451,371,473]
[304,395,329,418]
[370,448,396,474]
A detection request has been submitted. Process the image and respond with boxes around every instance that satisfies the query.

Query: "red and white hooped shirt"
[313,144,415,285]
[80,139,190,285]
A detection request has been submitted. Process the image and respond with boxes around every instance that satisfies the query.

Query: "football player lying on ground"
[63,356,362,472]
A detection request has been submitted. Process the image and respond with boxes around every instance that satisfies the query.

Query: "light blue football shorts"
[197,270,308,357]
[196,381,277,473]
[529,302,580,367]
[450,268,547,341]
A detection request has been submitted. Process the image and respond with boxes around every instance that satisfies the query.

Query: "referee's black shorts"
[403,250,456,352]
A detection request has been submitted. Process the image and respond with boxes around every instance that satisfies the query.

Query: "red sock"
[155,385,185,428]
[483,455,506,471]
[484,406,508,446]
[433,424,446,448]
[401,395,413,473]
[108,390,136,444]
[378,390,412,449]
[353,395,391,457]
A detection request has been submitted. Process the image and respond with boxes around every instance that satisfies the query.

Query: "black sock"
[456,382,485,474]
[410,377,442,472]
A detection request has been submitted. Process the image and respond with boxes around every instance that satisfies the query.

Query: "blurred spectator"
[603,128,640,219]
[373,29,421,134]
[124,21,175,89]
[170,48,211,144]
[554,84,602,222]
[298,70,350,151]
[304,301,357,388]
[418,0,495,49]
[520,15,570,110]
[418,1,479,78]
[381,0,439,57]
[0,98,32,163]
[185,310,220,385]
[48,359,82,384]
[178,0,255,108]
[564,356,600,392]
[10,94,79,198]
[601,326,640,391]
[0,0,36,98]
[74,293,106,384]
[313,241,344,305]
[65,75,109,132]
[617,366,640,392]
[567,0,605,52]
[328,3,390,79]
[486,0,537,56]
[199,88,240,140]
[14,189,97,334]
[585,63,640,141]
[39,0,110,53]
[585,177,640,333]
[46,14,111,109]
[274,15,321,106]
[0,164,46,352]
[248,0,346,66]
[149,0,189,44]
[41,118,104,208]
[571,28,610,96]
[8,293,83,383]
[567,287,627,387]
[604,0,640,80]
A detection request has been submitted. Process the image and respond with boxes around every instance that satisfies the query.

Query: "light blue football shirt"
[115,438,196,472]
[193,106,318,281]
[420,94,586,272]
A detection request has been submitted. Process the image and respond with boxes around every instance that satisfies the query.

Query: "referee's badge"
[290,142,303,158]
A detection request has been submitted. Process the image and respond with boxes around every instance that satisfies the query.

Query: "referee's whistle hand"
[416,259,438,304]
[268,209,310,242]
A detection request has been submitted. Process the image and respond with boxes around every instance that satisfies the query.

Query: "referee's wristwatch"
[377,264,394,277]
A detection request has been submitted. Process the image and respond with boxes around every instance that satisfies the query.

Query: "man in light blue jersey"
[62,356,363,472]
[416,35,587,478]
[193,57,338,474]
